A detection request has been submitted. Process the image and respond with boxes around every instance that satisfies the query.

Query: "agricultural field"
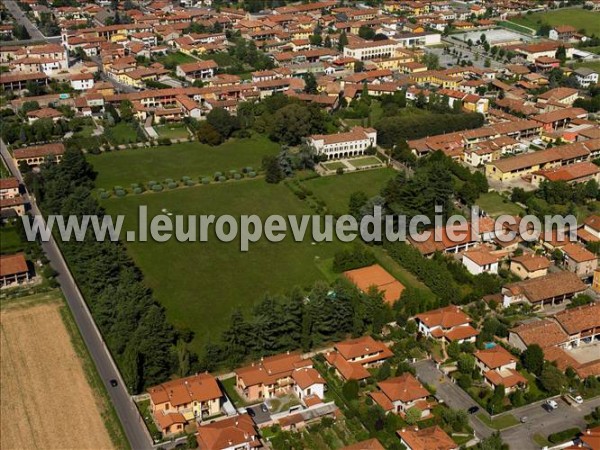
[102,180,348,354]
[1,293,122,450]
[89,135,279,190]
[510,9,600,36]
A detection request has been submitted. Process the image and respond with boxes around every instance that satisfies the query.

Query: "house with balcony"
[292,367,326,405]
[324,336,394,381]
[501,271,587,309]
[474,345,528,394]
[235,351,312,402]
[414,305,478,344]
[148,372,223,436]
[369,373,432,419]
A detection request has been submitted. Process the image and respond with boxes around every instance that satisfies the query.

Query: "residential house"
[578,215,600,244]
[0,253,30,288]
[369,373,431,419]
[148,372,223,436]
[509,254,551,279]
[574,68,599,88]
[235,351,312,402]
[474,345,528,394]
[176,60,218,81]
[0,178,19,199]
[501,271,587,309]
[341,439,385,450]
[549,25,577,41]
[70,72,95,91]
[292,368,326,405]
[409,223,478,256]
[560,243,598,278]
[196,414,261,450]
[462,248,500,275]
[397,426,458,450]
[531,161,600,187]
[414,305,479,344]
[324,336,394,381]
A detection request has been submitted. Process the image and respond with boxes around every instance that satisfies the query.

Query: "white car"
[546,399,559,410]
[574,395,583,404]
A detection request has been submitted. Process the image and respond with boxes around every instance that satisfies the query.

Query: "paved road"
[501,396,600,450]
[3,1,47,42]
[1,140,153,450]
[413,359,492,440]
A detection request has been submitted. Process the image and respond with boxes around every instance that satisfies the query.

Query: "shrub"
[218,176,226,182]
[248,171,256,178]
[336,167,344,175]
[99,192,110,199]
[201,177,211,185]
[165,178,174,184]
[182,176,191,182]
[243,166,253,173]
[152,184,164,192]
[185,180,195,186]
[548,428,581,444]
[133,187,143,194]
[167,182,177,189]
[115,189,126,197]
[148,180,158,188]
[214,171,222,178]
[234,173,242,180]
[131,183,139,189]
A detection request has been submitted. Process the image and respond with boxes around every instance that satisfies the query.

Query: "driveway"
[412,359,492,439]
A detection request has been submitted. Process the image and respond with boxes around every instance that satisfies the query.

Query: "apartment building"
[343,39,403,61]
[235,352,312,402]
[175,60,218,81]
[501,271,587,309]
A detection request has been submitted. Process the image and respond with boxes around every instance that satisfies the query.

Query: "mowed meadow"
[103,180,347,354]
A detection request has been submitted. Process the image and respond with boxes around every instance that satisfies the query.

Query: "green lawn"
[0,225,24,254]
[322,161,346,171]
[154,124,190,140]
[510,9,600,35]
[575,60,600,73]
[157,51,198,66]
[199,51,236,67]
[221,377,249,407]
[347,156,382,168]
[476,192,525,217]
[89,136,279,190]
[105,122,142,146]
[0,159,10,178]
[102,180,347,354]
[477,413,519,430]
[301,168,396,216]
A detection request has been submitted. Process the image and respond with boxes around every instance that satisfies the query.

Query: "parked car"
[468,406,479,414]
[260,404,268,413]
[109,379,118,387]
[520,416,528,423]
[573,395,583,404]
[246,408,256,417]
[546,399,558,410]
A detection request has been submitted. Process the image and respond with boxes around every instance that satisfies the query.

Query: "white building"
[69,72,95,91]
[307,127,377,160]
[343,39,403,61]
[292,368,325,403]
[462,248,499,275]
[574,67,599,88]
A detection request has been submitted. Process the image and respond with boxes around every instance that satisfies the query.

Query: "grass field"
[1,293,120,449]
[477,413,519,430]
[0,224,24,254]
[157,51,197,66]
[0,159,11,178]
[575,60,600,72]
[476,192,525,217]
[89,136,279,190]
[322,161,346,171]
[302,168,396,216]
[105,122,142,146]
[155,123,190,140]
[347,156,383,168]
[102,180,347,354]
[510,9,600,35]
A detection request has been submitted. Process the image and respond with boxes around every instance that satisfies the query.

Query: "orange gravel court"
[1,295,115,450]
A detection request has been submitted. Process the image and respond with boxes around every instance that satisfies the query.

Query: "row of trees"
[34,148,184,393]
[197,279,393,371]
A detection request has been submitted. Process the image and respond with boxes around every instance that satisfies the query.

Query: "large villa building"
[324,335,393,381]
[414,305,479,344]
[307,127,377,160]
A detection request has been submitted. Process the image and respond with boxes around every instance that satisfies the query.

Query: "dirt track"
[1,301,114,450]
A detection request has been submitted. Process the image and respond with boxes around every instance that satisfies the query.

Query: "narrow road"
[1,140,153,450]
[413,359,492,440]
[3,1,47,42]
